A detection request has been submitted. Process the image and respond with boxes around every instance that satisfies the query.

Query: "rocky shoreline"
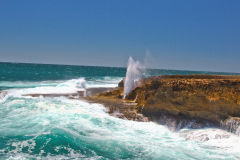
[10,74,240,135]
[91,75,240,135]
[85,96,148,122]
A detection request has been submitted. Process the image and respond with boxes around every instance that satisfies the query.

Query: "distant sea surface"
[0,62,240,159]
[1,62,240,82]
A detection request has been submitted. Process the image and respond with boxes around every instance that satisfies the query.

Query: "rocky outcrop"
[85,96,148,122]
[23,87,114,98]
[97,75,240,133]
[221,117,240,135]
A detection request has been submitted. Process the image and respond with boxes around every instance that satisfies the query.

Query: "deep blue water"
[1,62,239,82]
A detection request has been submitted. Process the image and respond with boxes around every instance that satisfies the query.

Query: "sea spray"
[0,91,8,103]
[123,57,145,99]
[65,78,87,96]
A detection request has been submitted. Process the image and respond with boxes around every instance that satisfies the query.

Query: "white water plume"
[123,57,144,99]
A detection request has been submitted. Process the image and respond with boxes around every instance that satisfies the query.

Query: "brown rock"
[97,75,240,131]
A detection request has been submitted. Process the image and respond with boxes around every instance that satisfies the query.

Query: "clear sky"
[0,0,239,72]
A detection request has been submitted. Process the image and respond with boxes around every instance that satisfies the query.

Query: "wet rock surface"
[20,86,148,122]
[23,87,114,98]
[221,117,240,135]
[85,96,149,122]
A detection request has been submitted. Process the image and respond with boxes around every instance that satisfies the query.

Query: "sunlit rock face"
[99,74,240,131]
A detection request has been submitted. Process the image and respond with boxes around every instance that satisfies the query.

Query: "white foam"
[1,95,240,159]
[86,77,122,88]
[1,77,122,101]
[179,128,240,153]
[0,91,8,103]
[5,78,86,98]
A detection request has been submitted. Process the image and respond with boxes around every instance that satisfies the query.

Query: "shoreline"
[88,75,240,135]
[84,96,148,122]
[7,74,240,135]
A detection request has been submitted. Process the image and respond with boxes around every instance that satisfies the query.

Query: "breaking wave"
[0,96,240,159]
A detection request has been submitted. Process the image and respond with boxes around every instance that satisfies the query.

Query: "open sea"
[0,62,240,160]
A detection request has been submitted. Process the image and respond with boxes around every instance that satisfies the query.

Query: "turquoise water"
[0,62,240,159]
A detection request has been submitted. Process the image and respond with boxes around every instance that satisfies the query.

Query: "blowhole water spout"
[123,57,144,99]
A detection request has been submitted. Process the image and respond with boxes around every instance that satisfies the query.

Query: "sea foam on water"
[1,64,240,159]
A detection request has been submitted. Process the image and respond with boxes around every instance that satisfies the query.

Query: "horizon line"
[0,60,240,75]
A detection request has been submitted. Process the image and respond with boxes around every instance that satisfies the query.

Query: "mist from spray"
[144,50,157,69]
[123,57,144,99]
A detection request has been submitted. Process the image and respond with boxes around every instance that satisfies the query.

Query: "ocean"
[0,62,240,159]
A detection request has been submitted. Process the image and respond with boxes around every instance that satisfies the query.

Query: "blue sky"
[0,0,239,72]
